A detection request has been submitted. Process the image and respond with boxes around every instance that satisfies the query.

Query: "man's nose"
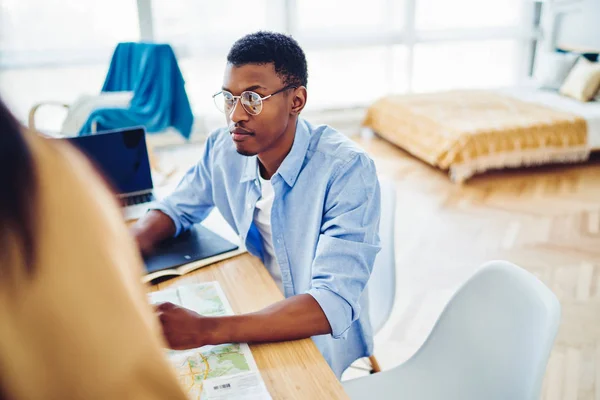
[229,99,249,124]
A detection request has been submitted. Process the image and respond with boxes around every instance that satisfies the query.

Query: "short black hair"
[227,31,308,88]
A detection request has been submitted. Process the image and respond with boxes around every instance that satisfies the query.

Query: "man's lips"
[230,128,254,141]
[230,128,253,135]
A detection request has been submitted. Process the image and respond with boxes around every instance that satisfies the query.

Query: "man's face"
[222,62,294,156]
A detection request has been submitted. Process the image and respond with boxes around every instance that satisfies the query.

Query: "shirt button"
[247,203,252,209]
[254,180,259,186]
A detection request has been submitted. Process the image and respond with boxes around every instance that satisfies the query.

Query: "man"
[131,31,381,379]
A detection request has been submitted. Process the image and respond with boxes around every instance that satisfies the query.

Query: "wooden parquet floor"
[357,137,600,400]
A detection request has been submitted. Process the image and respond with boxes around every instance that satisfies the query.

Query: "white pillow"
[533,51,579,90]
[559,57,600,102]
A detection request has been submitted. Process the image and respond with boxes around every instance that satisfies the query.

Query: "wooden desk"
[149,252,349,400]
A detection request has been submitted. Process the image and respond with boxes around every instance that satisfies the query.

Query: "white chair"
[28,91,134,137]
[344,260,561,400]
[28,93,202,148]
[364,178,397,372]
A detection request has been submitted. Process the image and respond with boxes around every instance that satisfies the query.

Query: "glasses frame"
[212,84,297,116]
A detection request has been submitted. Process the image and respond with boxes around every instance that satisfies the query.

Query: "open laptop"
[64,127,157,220]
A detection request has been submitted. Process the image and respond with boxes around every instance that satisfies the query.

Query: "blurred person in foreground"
[0,97,187,400]
[132,31,382,379]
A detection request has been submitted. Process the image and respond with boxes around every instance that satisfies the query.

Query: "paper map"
[149,282,271,400]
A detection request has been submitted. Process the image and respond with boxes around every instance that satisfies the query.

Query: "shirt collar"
[240,119,311,187]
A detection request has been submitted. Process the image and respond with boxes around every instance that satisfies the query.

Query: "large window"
[0,0,139,122]
[297,0,396,33]
[306,46,390,110]
[412,40,520,92]
[0,0,538,124]
[415,0,523,30]
[0,0,139,67]
[151,0,271,51]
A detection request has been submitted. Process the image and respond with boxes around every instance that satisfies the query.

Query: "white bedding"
[499,87,600,150]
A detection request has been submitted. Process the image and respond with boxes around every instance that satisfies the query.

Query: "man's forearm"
[206,294,332,345]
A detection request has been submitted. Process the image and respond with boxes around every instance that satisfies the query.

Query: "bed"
[363,88,600,182]
[500,87,600,150]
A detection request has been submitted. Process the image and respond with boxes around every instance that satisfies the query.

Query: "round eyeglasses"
[212,85,296,116]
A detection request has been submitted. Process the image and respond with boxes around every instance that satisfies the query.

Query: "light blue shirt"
[154,118,381,378]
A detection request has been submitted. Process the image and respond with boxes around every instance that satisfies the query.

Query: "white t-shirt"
[253,172,284,293]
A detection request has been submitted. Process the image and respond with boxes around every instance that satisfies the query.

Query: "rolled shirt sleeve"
[152,133,216,236]
[306,153,381,339]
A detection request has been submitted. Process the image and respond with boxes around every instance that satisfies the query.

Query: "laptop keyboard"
[123,193,154,207]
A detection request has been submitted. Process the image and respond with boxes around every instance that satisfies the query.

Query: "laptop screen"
[65,127,153,195]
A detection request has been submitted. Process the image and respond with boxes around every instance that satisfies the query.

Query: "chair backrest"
[395,260,561,400]
[61,92,134,135]
[367,178,397,334]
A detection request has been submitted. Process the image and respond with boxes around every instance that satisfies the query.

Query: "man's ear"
[291,86,307,115]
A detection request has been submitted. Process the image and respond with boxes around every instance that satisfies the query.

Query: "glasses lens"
[241,91,263,115]
[214,91,236,114]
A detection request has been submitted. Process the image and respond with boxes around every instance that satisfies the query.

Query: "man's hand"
[130,210,176,256]
[155,302,214,350]
[130,226,156,256]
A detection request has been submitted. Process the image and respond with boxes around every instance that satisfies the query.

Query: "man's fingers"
[155,301,176,312]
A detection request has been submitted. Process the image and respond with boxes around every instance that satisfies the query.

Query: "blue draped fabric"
[79,42,194,139]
